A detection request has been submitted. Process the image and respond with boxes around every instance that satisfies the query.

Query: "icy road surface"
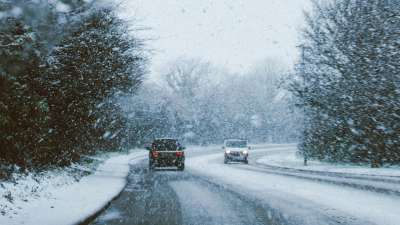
[91,145,400,225]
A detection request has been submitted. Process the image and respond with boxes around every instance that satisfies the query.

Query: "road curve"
[90,145,400,225]
[90,159,288,225]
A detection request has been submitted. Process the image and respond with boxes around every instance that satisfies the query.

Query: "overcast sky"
[125,0,311,76]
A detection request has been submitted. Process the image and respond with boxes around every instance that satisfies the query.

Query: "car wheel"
[244,158,248,164]
[177,163,185,171]
[149,161,155,171]
[224,157,228,164]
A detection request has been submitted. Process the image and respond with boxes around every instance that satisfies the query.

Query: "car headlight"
[225,150,231,154]
[243,150,248,154]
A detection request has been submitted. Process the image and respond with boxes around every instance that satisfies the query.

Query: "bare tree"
[159,57,214,100]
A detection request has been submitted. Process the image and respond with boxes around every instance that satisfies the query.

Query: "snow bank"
[2,144,399,225]
[256,148,400,177]
[0,150,147,225]
[186,150,400,225]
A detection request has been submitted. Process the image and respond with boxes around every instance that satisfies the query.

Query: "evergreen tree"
[0,0,147,173]
[292,0,400,166]
[41,5,146,165]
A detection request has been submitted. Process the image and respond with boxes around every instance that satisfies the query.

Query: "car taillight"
[177,152,183,155]
[152,152,159,156]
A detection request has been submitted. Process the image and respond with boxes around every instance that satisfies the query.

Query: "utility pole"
[298,44,308,166]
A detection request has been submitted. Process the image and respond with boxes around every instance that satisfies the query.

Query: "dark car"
[146,138,186,171]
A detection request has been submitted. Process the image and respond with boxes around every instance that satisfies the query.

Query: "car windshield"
[226,141,247,148]
[152,139,180,151]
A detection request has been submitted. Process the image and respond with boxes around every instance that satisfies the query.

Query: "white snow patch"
[103,131,111,138]
[257,148,400,176]
[1,144,399,224]
[183,131,195,138]
[11,7,23,17]
[55,2,71,12]
[0,150,148,225]
[185,145,400,225]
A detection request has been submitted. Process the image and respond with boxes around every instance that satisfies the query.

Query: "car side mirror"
[248,146,251,149]
[145,147,151,151]
[222,146,225,149]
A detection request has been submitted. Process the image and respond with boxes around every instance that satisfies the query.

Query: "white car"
[223,139,250,164]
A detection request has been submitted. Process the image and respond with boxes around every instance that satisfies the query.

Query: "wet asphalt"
[89,159,289,225]
[88,147,380,225]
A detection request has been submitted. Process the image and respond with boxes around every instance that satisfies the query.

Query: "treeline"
[126,57,300,146]
[0,0,146,175]
[291,0,400,167]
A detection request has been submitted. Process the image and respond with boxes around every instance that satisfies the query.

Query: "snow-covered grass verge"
[0,149,148,225]
[257,147,400,177]
[187,152,400,225]
[2,144,399,225]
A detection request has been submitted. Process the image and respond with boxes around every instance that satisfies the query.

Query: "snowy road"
[90,145,400,225]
